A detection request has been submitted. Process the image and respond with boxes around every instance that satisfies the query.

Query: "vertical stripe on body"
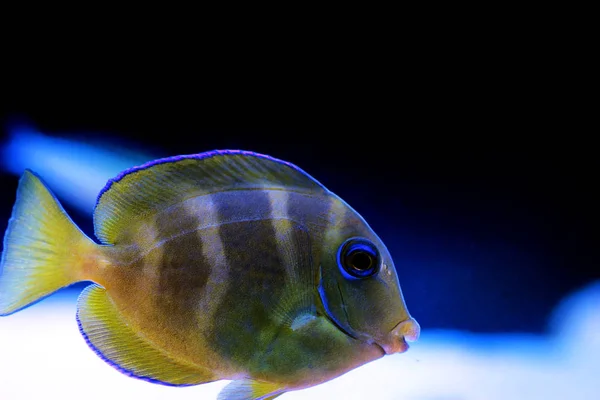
[194,196,230,329]
[267,190,318,330]
[323,195,349,245]
[267,190,298,282]
[140,215,163,277]
[205,190,289,365]
[154,207,210,332]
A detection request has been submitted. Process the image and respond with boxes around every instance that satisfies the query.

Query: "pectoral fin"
[76,284,216,386]
[218,379,285,400]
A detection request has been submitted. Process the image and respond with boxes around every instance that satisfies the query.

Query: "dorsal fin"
[93,150,328,245]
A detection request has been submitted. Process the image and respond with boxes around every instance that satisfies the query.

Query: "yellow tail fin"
[0,170,96,315]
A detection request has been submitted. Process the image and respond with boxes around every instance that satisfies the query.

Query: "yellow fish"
[0,150,419,399]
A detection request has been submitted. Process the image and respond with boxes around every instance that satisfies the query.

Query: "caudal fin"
[0,169,96,315]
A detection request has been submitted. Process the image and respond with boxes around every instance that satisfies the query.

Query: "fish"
[0,150,419,399]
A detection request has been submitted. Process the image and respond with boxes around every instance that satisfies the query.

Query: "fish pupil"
[349,251,373,271]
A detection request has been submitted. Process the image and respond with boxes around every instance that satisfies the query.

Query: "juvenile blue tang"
[0,150,419,399]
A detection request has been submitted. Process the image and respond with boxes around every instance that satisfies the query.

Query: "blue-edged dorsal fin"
[93,150,328,245]
[76,284,216,386]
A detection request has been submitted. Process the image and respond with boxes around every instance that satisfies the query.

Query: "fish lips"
[377,317,420,355]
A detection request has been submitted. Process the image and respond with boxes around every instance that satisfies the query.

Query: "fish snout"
[379,317,420,355]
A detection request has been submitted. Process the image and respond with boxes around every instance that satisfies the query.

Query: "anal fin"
[76,284,216,386]
[218,379,285,400]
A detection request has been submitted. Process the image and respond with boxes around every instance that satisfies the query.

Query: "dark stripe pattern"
[204,190,287,365]
[151,204,211,331]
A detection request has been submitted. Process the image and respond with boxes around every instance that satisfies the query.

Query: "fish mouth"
[378,335,409,355]
[371,341,388,356]
[377,317,420,355]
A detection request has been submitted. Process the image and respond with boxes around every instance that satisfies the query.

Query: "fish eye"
[337,238,380,279]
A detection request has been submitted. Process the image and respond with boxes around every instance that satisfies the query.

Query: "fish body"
[0,150,419,399]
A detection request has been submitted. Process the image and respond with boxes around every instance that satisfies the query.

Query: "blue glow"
[1,126,154,214]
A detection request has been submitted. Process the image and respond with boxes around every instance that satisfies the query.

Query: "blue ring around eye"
[336,237,380,279]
